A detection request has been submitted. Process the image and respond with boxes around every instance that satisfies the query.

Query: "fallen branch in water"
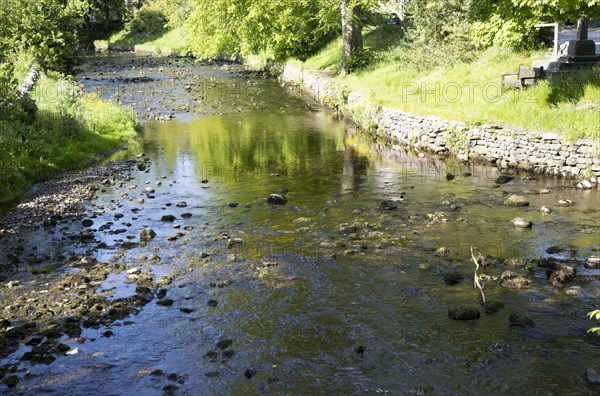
[471,246,486,303]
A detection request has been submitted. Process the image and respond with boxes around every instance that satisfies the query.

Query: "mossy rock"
[504,195,529,207]
[448,305,480,320]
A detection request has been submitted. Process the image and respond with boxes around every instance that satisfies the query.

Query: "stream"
[1,54,599,395]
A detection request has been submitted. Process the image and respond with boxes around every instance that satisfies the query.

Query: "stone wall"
[280,63,600,187]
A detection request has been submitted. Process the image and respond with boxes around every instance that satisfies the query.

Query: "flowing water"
[1,55,599,395]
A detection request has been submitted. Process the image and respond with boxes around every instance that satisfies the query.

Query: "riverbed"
[1,54,599,395]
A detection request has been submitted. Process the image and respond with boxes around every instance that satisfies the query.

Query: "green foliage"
[447,129,470,152]
[588,310,600,336]
[403,0,477,66]
[0,58,139,203]
[0,58,20,121]
[345,48,378,72]
[0,0,80,72]
[184,0,340,61]
[128,9,168,36]
[470,0,600,49]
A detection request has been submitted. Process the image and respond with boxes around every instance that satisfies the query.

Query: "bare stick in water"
[471,246,486,303]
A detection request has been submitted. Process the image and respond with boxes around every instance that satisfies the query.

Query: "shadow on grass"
[111,28,169,47]
[545,67,600,106]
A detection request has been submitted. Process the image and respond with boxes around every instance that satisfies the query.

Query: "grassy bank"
[96,26,188,55]
[296,26,600,142]
[0,56,139,203]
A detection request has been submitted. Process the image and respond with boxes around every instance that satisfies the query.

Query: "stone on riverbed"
[482,300,505,314]
[586,367,600,384]
[161,215,177,222]
[442,271,464,285]
[504,195,529,207]
[267,194,287,205]
[448,305,480,320]
[512,218,532,228]
[227,238,244,248]
[508,312,534,327]
[537,258,576,286]
[504,258,527,267]
[585,257,600,268]
[379,200,398,210]
[549,265,576,287]
[500,271,531,289]
[495,174,514,184]
[140,228,156,241]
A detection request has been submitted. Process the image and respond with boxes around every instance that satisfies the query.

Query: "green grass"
[0,62,140,203]
[96,26,189,55]
[299,26,600,141]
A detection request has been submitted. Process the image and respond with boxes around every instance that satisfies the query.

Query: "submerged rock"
[161,214,177,222]
[216,339,233,349]
[495,174,514,184]
[586,367,600,384]
[505,195,529,207]
[482,300,505,314]
[267,194,287,205]
[508,312,534,327]
[448,305,480,320]
[443,271,464,285]
[379,200,398,211]
[244,368,257,379]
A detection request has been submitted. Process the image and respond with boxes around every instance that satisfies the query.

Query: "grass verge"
[298,25,600,141]
[0,56,140,203]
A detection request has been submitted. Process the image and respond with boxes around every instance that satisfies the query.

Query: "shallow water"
[2,55,600,395]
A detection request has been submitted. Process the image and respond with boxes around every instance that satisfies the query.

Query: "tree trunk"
[83,15,95,53]
[341,0,363,73]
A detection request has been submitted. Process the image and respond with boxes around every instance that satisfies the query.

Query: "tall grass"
[300,27,600,141]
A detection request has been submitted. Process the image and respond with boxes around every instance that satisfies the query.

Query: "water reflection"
[2,56,599,395]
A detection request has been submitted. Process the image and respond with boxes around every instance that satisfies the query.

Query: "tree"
[69,0,129,50]
[470,0,600,48]
[184,0,340,61]
[0,0,80,72]
[341,0,364,72]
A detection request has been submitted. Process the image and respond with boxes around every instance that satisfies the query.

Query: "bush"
[128,9,168,36]
[0,68,139,203]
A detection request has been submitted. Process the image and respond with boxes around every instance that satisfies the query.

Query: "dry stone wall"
[280,63,600,187]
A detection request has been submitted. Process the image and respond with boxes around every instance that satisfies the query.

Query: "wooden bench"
[500,65,543,94]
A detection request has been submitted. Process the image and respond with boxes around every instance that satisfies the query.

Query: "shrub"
[128,9,168,36]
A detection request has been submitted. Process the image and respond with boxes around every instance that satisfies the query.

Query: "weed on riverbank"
[0,55,139,203]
